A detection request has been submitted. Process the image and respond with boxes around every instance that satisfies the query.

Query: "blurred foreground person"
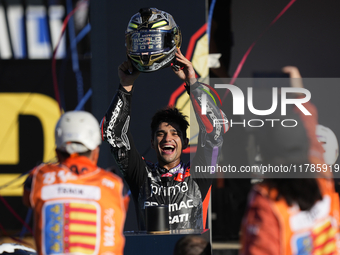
[23,111,126,255]
[240,178,339,254]
[240,67,340,255]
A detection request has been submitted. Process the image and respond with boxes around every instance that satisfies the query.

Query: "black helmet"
[0,244,36,255]
[125,8,182,72]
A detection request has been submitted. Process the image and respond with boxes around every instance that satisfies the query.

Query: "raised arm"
[100,61,145,195]
[282,66,325,167]
[172,48,228,172]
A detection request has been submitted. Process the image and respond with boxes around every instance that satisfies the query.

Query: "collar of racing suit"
[155,161,185,175]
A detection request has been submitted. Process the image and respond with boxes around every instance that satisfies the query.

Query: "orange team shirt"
[28,156,126,255]
[240,100,340,254]
[240,178,340,255]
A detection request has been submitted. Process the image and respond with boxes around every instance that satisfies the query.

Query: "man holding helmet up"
[101,8,228,230]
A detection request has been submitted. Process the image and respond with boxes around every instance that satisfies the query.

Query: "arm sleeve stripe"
[220,109,229,133]
[100,117,105,141]
[198,87,217,106]
[201,83,222,106]
[211,146,219,169]
[191,95,213,133]
[202,185,212,230]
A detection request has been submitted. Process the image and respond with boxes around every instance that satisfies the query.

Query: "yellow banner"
[0,174,28,196]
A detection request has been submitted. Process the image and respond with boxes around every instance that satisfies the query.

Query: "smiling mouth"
[161,145,175,155]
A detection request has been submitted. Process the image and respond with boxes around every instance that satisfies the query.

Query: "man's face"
[151,122,188,169]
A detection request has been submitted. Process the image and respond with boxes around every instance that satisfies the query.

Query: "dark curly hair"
[173,235,211,255]
[264,178,322,211]
[151,107,189,139]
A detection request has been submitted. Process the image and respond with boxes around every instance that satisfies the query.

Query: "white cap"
[55,111,101,154]
[316,124,339,165]
[0,243,36,255]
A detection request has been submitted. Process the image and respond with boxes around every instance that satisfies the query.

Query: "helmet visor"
[126,30,174,54]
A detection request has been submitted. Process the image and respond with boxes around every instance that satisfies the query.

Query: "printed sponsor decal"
[106,98,123,147]
[168,200,194,212]
[150,182,188,197]
[144,201,159,208]
[169,213,189,225]
[41,184,101,200]
[102,179,115,189]
[103,208,116,247]
[42,200,99,255]
[161,172,173,178]
[121,116,130,150]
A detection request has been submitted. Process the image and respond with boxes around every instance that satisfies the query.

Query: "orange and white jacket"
[240,178,340,255]
[26,156,126,255]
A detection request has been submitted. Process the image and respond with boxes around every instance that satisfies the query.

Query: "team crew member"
[23,111,126,255]
[100,47,227,230]
[240,178,340,255]
[240,66,340,255]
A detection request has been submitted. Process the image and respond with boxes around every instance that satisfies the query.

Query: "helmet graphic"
[0,244,36,255]
[316,124,339,165]
[55,111,102,154]
[125,8,182,72]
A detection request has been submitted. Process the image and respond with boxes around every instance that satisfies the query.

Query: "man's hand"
[118,60,140,92]
[282,66,304,88]
[172,48,197,86]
